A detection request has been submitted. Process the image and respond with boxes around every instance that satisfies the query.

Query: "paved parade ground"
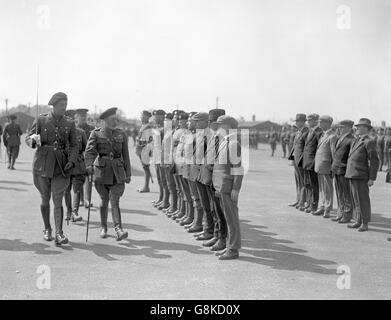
[0,138,390,300]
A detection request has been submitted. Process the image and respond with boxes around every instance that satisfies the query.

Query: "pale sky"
[0,0,390,125]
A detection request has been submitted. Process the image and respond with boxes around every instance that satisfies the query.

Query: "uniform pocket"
[33,148,48,172]
[93,158,106,181]
[116,162,126,183]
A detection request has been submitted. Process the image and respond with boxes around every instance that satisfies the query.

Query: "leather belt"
[99,153,121,160]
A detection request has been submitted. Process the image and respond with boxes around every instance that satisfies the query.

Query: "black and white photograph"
[0,0,390,304]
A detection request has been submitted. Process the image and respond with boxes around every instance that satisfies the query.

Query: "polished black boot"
[112,206,128,241]
[54,207,68,246]
[40,205,52,237]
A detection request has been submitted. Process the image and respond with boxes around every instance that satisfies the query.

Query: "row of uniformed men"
[135,109,244,260]
[26,92,131,245]
[288,113,391,241]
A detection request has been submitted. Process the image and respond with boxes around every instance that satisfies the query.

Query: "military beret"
[178,112,189,121]
[165,112,173,120]
[355,118,372,129]
[209,109,226,122]
[99,107,118,120]
[141,110,152,117]
[153,109,166,116]
[192,112,209,121]
[9,114,17,120]
[215,115,238,129]
[64,109,76,119]
[319,115,333,123]
[307,113,319,121]
[48,92,67,106]
[294,114,307,122]
[75,108,89,115]
[337,120,354,127]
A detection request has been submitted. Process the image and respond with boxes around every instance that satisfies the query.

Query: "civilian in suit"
[331,120,356,223]
[345,118,379,232]
[313,116,337,218]
[302,114,324,214]
[287,114,309,209]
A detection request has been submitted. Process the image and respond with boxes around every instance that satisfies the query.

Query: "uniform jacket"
[331,132,356,176]
[303,126,324,171]
[212,133,244,194]
[173,127,188,175]
[288,126,309,166]
[84,127,131,184]
[27,113,78,178]
[2,122,23,147]
[198,129,218,186]
[314,129,337,174]
[181,130,195,180]
[77,123,95,140]
[69,127,87,176]
[345,134,379,180]
[135,123,153,157]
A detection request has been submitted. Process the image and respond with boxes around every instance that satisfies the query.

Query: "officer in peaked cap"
[2,113,23,170]
[25,92,78,245]
[84,107,131,241]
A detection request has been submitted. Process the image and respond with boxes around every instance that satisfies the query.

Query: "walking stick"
[85,174,93,242]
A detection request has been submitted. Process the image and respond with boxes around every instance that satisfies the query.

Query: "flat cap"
[75,108,89,115]
[165,112,173,120]
[338,120,354,127]
[355,118,372,129]
[99,107,118,120]
[141,110,152,117]
[209,109,226,122]
[216,115,238,129]
[48,92,67,106]
[9,114,17,120]
[178,112,189,121]
[294,114,307,122]
[153,109,166,116]
[319,115,333,123]
[307,113,319,121]
[192,112,209,121]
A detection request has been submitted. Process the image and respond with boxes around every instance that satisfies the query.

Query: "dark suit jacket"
[331,133,356,176]
[303,126,323,171]
[288,126,309,167]
[345,135,379,181]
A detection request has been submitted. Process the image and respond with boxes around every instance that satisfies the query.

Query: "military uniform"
[268,129,278,156]
[212,116,244,260]
[26,92,78,245]
[64,110,87,223]
[376,130,385,171]
[2,115,23,169]
[84,107,131,240]
[136,110,154,192]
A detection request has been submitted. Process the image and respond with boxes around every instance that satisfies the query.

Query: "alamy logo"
[336,265,351,290]
[36,265,51,290]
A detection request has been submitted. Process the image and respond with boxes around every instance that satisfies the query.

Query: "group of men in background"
[288,113,391,241]
[136,108,244,260]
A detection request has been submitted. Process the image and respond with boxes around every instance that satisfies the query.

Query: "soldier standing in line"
[74,108,95,208]
[151,110,167,209]
[345,118,379,232]
[63,109,86,223]
[213,116,244,260]
[280,126,290,158]
[26,92,78,245]
[198,108,227,251]
[331,120,355,223]
[183,112,204,233]
[136,110,153,193]
[302,114,323,214]
[172,112,194,226]
[288,114,309,209]
[84,107,131,240]
[192,112,215,242]
[376,128,385,172]
[2,114,23,170]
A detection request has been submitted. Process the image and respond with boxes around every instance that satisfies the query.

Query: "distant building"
[0,112,35,132]
[239,120,282,146]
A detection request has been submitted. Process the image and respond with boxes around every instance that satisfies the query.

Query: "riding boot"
[100,205,108,238]
[11,156,16,169]
[54,207,68,245]
[112,206,128,241]
[64,190,72,223]
[41,205,52,240]
[187,207,202,232]
[71,190,82,222]
[180,201,194,226]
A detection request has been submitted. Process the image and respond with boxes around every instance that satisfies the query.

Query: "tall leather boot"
[176,198,187,222]
[10,156,16,169]
[187,207,203,233]
[144,166,151,191]
[7,155,11,169]
[180,201,194,226]
[157,186,170,210]
[168,188,178,213]
[54,207,68,246]
[112,206,128,241]
[71,190,82,222]
[167,196,181,218]
[41,205,53,241]
[172,197,185,221]
[100,205,108,238]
